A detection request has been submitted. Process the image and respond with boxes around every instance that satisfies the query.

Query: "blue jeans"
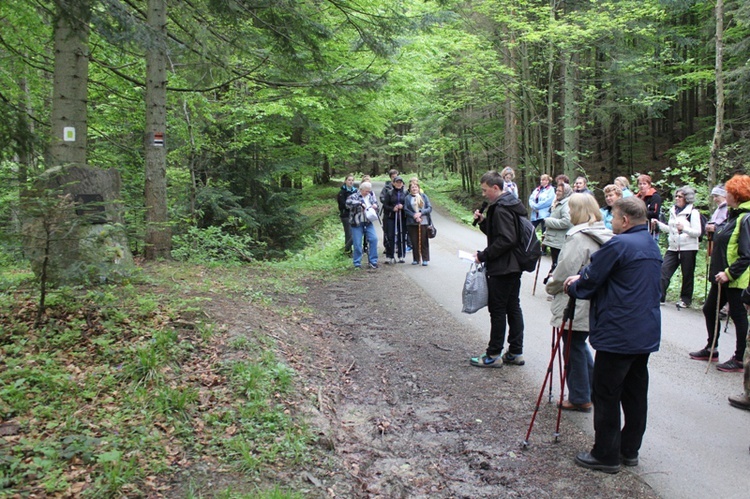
[562,330,594,405]
[351,222,378,267]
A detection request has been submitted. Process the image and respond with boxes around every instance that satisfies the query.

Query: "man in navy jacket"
[564,196,662,473]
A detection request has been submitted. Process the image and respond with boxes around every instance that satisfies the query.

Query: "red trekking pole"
[523,295,576,448]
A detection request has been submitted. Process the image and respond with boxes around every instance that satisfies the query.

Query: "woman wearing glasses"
[651,186,701,308]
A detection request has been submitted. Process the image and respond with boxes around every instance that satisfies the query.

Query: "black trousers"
[546,246,561,277]
[659,249,697,304]
[591,351,650,465]
[384,216,407,259]
[340,216,352,252]
[703,283,748,361]
[486,272,524,357]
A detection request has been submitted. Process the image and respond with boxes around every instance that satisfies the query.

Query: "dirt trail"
[233,268,660,498]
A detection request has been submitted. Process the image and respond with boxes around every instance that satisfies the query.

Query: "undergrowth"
[0,181,351,497]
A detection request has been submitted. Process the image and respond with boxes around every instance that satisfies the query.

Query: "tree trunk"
[502,27,519,172]
[545,2,558,177]
[562,51,579,178]
[49,0,91,167]
[709,0,724,189]
[144,0,171,260]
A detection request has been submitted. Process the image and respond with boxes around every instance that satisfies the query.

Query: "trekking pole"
[523,323,565,448]
[548,327,556,403]
[395,210,402,260]
[704,234,713,297]
[554,296,577,441]
[706,284,722,374]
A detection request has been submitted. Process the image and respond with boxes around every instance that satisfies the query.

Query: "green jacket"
[724,200,750,289]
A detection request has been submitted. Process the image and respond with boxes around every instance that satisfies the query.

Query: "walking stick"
[395,210,402,260]
[554,297,577,440]
[523,296,575,448]
[706,283,722,374]
[704,234,713,297]
[548,327,556,403]
[417,217,422,264]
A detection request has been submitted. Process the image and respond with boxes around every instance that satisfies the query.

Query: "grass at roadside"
[0,183,353,497]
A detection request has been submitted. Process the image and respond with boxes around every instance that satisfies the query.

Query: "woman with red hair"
[689,174,750,372]
[636,174,662,241]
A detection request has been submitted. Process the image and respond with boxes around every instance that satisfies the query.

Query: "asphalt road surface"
[378,185,750,499]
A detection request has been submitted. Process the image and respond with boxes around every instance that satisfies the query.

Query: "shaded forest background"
[1,0,749,263]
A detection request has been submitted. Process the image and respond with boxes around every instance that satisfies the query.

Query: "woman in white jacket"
[546,194,613,411]
[651,186,702,308]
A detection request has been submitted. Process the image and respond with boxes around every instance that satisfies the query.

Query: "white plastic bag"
[462,263,488,314]
[365,206,379,223]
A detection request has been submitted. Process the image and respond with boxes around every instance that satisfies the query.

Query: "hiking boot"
[620,454,639,467]
[558,400,592,412]
[728,393,750,410]
[574,452,621,474]
[502,352,525,366]
[470,353,503,368]
[717,357,744,372]
[689,348,719,361]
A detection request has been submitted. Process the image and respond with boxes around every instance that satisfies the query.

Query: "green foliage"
[152,386,199,420]
[172,225,259,264]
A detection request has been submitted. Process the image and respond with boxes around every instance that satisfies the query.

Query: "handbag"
[462,263,488,314]
[427,214,436,238]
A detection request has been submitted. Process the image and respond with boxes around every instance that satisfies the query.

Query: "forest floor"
[165,265,660,498]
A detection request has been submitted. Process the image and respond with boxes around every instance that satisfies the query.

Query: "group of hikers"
[337,170,433,269]
[336,167,750,473]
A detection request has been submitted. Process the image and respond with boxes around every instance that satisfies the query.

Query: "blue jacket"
[567,224,662,354]
[528,185,555,221]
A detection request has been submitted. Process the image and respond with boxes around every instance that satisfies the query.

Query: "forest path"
[389,189,749,499]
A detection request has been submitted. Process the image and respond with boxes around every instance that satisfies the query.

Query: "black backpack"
[513,214,543,272]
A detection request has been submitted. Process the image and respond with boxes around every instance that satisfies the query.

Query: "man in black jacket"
[471,170,527,368]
